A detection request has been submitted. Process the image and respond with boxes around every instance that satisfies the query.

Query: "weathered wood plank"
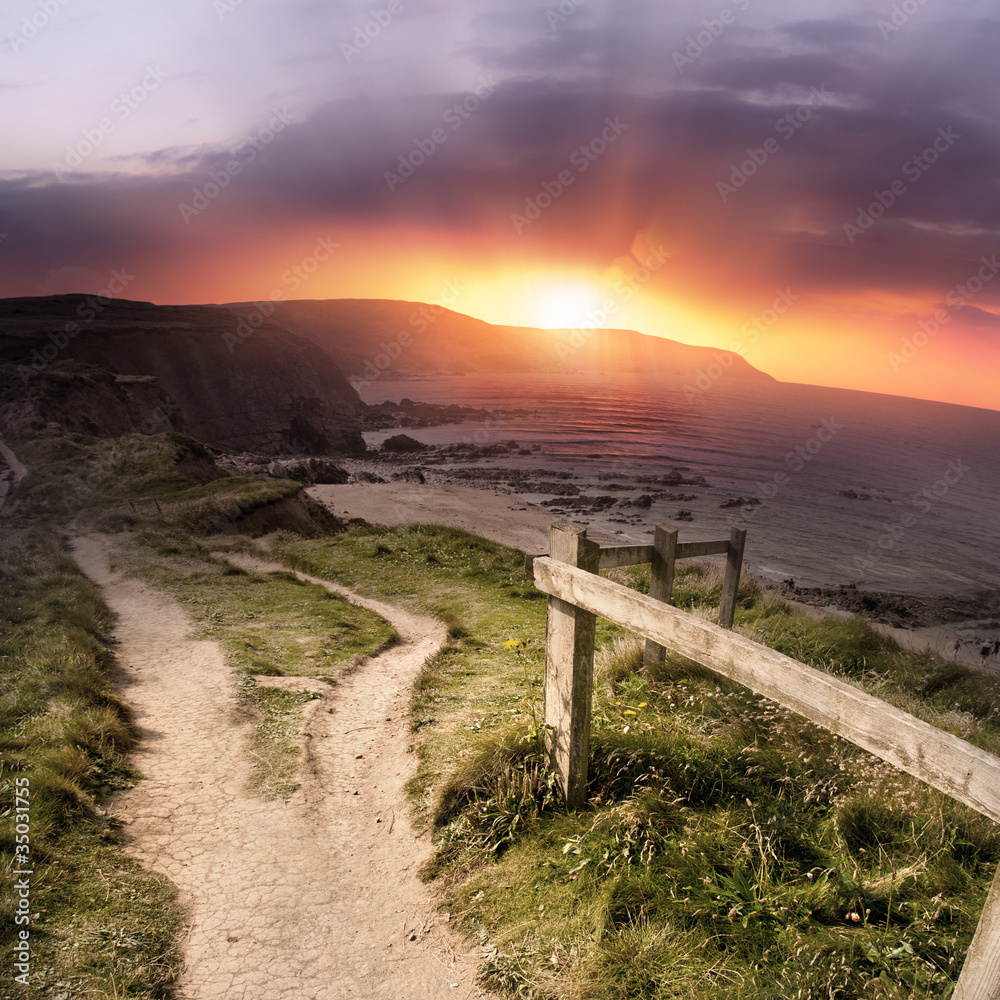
[584,538,732,570]
[676,540,731,558]
[543,524,599,808]
[597,544,653,569]
[531,556,1000,825]
[718,527,746,629]
[955,864,1000,999]
[644,525,678,670]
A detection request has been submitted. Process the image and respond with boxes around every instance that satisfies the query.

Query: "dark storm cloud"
[2,4,999,310]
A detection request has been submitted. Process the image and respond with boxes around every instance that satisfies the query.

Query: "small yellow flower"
[502,638,525,650]
[623,710,637,716]
[638,702,647,708]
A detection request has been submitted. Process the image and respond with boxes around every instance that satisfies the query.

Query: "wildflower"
[502,638,525,650]
[624,710,636,716]
[638,701,647,708]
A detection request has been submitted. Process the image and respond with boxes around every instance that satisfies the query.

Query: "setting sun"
[534,280,605,329]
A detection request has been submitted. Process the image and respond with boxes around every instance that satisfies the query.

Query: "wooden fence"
[528,520,1000,1000]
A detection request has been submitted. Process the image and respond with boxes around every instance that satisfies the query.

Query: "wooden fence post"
[643,524,678,670]
[718,526,746,629]
[954,864,1000,999]
[543,521,599,808]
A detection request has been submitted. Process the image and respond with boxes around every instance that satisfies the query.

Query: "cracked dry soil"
[71,536,489,1000]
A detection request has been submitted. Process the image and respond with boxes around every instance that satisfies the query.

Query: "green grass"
[0,529,183,998]
[4,428,999,999]
[261,523,559,827]
[262,525,1000,1000]
[0,430,383,993]
[8,430,301,534]
[107,534,397,798]
[110,538,395,682]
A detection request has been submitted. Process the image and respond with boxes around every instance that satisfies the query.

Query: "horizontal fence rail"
[533,554,1000,824]
[530,521,1000,998]
[596,538,732,569]
[528,539,735,574]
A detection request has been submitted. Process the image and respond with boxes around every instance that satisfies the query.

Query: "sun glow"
[534,280,605,329]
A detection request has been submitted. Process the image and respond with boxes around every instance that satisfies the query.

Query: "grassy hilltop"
[2,429,999,998]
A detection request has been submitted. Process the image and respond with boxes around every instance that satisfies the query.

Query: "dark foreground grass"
[0,431,388,994]
[0,529,183,998]
[267,525,1000,1000]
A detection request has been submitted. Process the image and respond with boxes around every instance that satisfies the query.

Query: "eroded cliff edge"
[0,295,366,456]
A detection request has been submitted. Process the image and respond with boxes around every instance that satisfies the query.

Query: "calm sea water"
[357,374,1000,595]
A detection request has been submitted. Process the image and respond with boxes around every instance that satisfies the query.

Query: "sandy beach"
[308,481,631,554]
[308,479,1000,674]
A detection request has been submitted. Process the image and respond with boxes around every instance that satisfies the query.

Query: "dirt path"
[71,535,489,1000]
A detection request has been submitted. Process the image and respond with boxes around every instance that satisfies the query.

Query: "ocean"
[357,373,999,596]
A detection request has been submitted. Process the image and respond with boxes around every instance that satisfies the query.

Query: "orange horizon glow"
[53,223,999,414]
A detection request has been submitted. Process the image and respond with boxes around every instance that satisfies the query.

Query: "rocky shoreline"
[209,401,1000,637]
[765,579,1000,631]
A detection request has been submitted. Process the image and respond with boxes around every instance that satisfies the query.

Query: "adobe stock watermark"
[878,0,931,40]
[384,75,498,192]
[13,773,32,986]
[52,66,168,180]
[672,0,750,73]
[341,0,407,62]
[356,277,467,384]
[511,116,628,233]
[6,0,72,53]
[214,0,248,19]
[717,86,832,201]
[178,109,296,224]
[553,243,672,362]
[740,417,845,519]
[546,0,587,30]
[224,236,339,352]
[854,458,970,574]
[888,253,1000,372]
[19,267,136,379]
[682,288,798,400]
[842,126,960,245]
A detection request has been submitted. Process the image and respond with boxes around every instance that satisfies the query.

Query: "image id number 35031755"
[13,775,32,986]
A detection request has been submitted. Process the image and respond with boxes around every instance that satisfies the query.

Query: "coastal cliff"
[232,297,774,381]
[0,295,366,455]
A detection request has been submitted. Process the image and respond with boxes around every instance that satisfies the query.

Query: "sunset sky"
[2,0,999,409]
